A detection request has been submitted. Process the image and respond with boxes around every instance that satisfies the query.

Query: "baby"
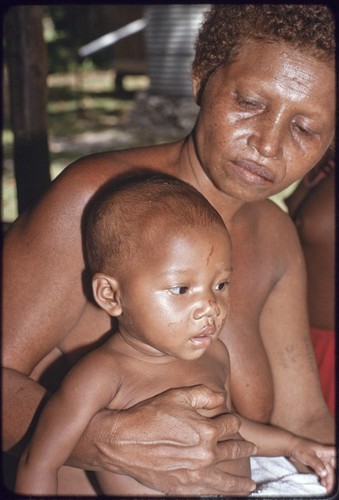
[15,172,335,495]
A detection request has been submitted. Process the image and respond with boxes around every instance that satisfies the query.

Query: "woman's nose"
[193,298,221,320]
[248,114,284,159]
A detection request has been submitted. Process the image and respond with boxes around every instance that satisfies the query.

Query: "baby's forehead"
[112,211,231,277]
[143,217,230,248]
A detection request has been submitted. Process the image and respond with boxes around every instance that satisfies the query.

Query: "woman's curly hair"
[192,4,335,102]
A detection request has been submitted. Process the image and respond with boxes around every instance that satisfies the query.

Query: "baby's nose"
[207,299,220,317]
[194,298,220,320]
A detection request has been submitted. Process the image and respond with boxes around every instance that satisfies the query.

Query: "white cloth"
[250,456,327,496]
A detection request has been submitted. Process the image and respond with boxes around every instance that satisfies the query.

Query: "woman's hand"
[72,385,256,495]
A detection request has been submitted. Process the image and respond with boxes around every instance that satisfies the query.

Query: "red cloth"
[310,326,335,415]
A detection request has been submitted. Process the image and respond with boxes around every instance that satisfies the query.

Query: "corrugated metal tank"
[145,4,210,97]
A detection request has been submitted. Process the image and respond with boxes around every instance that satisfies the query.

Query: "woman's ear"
[92,273,122,317]
[192,75,202,106]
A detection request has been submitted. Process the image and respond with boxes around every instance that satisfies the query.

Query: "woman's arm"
[2,166,98,452]
[259,212,334,443]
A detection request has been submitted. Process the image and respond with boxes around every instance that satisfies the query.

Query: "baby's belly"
[95,470,161,496]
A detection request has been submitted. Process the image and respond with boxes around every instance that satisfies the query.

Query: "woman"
[3,4,335,495]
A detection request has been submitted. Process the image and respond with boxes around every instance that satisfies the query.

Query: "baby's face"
[117,223,232,361]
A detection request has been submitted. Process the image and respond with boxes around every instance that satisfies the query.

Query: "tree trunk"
[5,5,51,214]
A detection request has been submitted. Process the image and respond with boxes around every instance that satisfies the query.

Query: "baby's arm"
[239,417,335,492]
[15,347,119,495]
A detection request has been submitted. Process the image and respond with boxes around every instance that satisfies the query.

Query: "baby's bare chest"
[107,353,228,411]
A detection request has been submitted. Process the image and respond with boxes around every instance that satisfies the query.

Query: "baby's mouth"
[190,324,216,347]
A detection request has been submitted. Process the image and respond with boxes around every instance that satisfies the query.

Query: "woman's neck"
[178,134,245,227]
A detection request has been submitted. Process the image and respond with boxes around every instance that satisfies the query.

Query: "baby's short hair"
[85,171,227,274]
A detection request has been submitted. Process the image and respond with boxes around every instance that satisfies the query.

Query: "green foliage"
[43,6,79,74]
[43,5,116,74]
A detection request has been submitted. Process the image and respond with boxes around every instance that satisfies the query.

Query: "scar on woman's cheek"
[206,246,214,265]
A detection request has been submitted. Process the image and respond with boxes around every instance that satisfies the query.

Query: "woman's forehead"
[216,40,335,110]
[228,39,334,75]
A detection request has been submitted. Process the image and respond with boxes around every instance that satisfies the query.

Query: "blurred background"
[2,4,293,227]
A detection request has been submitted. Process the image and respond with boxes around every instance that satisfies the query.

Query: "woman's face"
[192,41,335,202]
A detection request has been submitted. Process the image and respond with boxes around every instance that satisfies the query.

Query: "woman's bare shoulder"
[9,141,184,238]
[237,199,303,274]
[66,140,184,182]
[239,198,297,240]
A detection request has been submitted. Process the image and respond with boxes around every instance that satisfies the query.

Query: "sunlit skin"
[15,224,250,496]
[182,41,335,424]
[189,41,335,205]
[115,226,231,361]
[3,40,335,495]
[15,221,335,496]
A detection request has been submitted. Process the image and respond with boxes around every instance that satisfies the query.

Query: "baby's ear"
[92,273,122,317]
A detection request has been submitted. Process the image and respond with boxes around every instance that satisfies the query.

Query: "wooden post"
[5,5,51,214]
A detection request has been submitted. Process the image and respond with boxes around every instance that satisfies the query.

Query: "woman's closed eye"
[293,122,317,138]
[236,92,264,111]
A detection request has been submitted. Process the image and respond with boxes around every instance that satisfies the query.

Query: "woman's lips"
[232,159,275,184]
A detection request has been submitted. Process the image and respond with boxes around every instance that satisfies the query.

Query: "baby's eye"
[169,286,189,295]
[216,280,230,291]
